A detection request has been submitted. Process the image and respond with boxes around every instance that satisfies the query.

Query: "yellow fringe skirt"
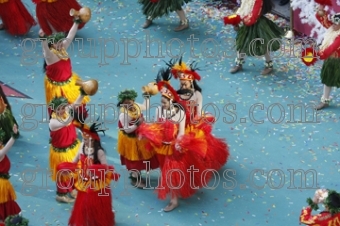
[117,131,154,161]
[0,178,16,204]
[44,72,90,104]
[49,139,80,181]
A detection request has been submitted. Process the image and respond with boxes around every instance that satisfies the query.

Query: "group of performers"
[0,0,190,35]
[1,0,340,225]
[116,58,230,211]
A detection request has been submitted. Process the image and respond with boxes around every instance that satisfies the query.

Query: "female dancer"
[312,6,340,110]
[0,86,19,144]
[0,0,36,35]
[49,92,86,203]
[139,0,190,31]
[224,0,283,75]
[58,123,119,226]
[32,0,84,36]
[117,89,159,188]
[300,189,340,225]
[39,19,89,124]
[0,124,29,225]
[137,68,208,212]
[168,58,230,171]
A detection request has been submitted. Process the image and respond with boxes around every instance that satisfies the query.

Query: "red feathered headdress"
[314,0,332,6]
[165,57,201,81]
[157,81,180,102]
[154,67,180,102]
[81,121,105,141]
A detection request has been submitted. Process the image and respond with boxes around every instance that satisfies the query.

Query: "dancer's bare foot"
[316,102,329,110]
[163,202,179,212]
[142,19,152,29]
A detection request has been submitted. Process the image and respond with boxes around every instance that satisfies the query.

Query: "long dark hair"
[82,139,105,164]
[261,0,274,15]
[192,80,202,93]
[0,85,12,112]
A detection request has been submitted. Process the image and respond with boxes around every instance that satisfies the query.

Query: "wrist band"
[39,35,47,39]
[73,18,82,24]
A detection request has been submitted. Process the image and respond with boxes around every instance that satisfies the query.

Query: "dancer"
[58,123,119,226]
[0,124,29,225]
[224,0,283,75]
[32,0,85,36]
[0,0,36,35]
[117,89,159,188]
[310,6,340,110]
[168,58,230,171]
[137,68,208,212]
[39,19,90,125]
[300,189,340,225]
[49,92,86,203]
[0,86,19,144]
[139,0,190,31]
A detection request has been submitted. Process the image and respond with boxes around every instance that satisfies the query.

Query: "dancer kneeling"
[137,68,209,212]
[57,123,120,226]
[116,89,159,188]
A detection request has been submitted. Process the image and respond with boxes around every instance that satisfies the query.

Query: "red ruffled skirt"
[189,115,230,171]
[137,121,209,199]
[57,162,120,226]
[34,0,85,35]
[0,0,36,35]
[0,178,21,221]
[68,189,115,226]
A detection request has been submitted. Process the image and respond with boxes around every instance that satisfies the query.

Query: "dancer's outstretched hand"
[13,124,18,134]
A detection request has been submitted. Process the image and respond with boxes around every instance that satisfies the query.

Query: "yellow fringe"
[73,171,113,192]
[49,140,80,181]
[44,72,90,104]
[0,178,16,203]
[117,131,154,161]
[153,144,173,156]
[172,62,189,72]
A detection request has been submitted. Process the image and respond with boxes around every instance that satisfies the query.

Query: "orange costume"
[0,0,36,35]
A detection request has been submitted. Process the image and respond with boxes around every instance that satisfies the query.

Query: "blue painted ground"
[1,0,340,225]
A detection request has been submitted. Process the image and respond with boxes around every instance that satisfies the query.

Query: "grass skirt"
[187,120,230,171]
[35,0,84,36]
[0,178,21,221]
[44,72,90,105]
[0,109,19,144]
[137,121,211,198]
[0,0,36,35]
[320,58,340,88]
[236,16,283,57]
[68,189,115,226]
[138,0,191,19]
[49,139,80,181]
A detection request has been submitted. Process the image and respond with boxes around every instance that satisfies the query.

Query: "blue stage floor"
[1,0,340,225]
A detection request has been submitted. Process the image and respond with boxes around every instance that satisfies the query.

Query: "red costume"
[315,11,340,59]
[57,124,120,226]
[171,60,230,172]
[137,81,210,199]
[32,0,85,35]
[300,207,340,225]
[0,0,36,35]
[0,155,21,221]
